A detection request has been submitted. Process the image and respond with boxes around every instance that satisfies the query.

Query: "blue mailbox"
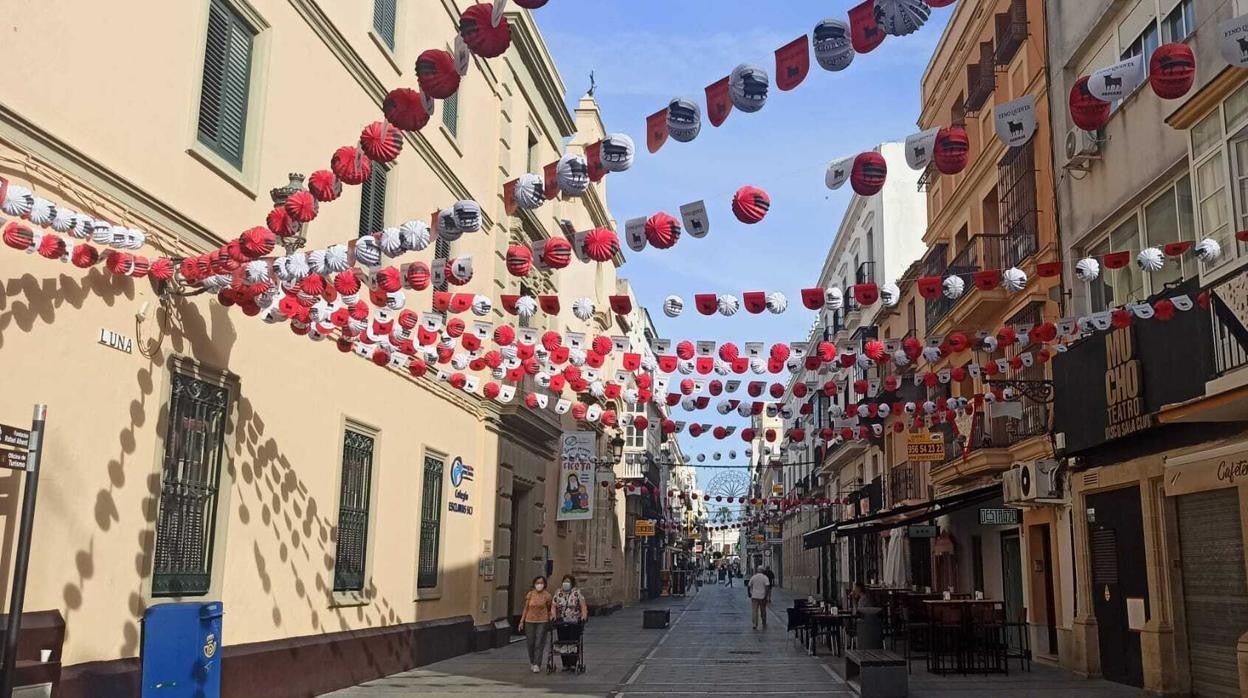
[140,601,223,697]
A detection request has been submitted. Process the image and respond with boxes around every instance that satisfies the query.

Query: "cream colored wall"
[0,0,626,670]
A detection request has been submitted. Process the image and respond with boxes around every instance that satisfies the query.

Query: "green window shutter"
[441,91,459,137]
[357,166,388,237]
[433,237,450,292]
[197,0,254,168]
[373,0,397,50]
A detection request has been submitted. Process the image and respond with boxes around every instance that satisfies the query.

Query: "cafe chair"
[967,602,1007,674]
[1002,605,1032,673]
[786,606,809,646]
[901,600,931,674]
[926,603,965,675]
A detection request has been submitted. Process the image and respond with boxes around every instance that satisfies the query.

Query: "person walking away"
[763,566,775,589]
[747,566,771,630]
[552,574,588,670]
[518,576,553,673]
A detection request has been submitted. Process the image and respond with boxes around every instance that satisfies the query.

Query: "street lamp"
[610,434,625,462]
[269,173,309,253]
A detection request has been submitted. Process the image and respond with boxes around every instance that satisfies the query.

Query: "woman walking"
[552,574,589,670]
[518,576,553,673]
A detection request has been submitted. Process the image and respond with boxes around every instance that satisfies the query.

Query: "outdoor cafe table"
[922,599,1006,675]
[803,610,854,657]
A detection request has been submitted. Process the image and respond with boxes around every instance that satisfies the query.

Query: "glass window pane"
[1176,174,1195,240]
[1145,188,1183,288]
[1194,112,1223,157]
[1110,216,1145,303]
[1197,151,1230,250]
[1227,83,1248,132]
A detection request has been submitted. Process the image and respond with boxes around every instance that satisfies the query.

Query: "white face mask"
[562,582,572,592]
[535,583,545,591]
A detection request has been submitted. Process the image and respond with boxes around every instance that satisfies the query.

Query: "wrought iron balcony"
[994,0,1028,66]
[965,41,996,113]
[888,461,931,508]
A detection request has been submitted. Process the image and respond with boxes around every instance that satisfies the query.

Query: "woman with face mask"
[518,576,553,673]
[551,574,589,670]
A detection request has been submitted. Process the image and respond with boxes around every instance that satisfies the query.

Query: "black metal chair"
[786,606,809,646]
[1002,605,1032,673]
[967,602,1008,674]
[900,600,931,674]
[926,604,965,675]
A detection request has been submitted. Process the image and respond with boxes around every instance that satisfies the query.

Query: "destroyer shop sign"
[448,457,475,515]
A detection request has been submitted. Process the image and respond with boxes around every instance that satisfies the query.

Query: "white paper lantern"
[812,19,854,72]
[572,297,595,321]
[1136,247,1165,272]
[663,295,684,318]
[1,184,34,217]
[943,275,965,300]
[875,0,931,36]
[379,227,404,257]
[1196,237,1222,263]
[825,286,844,310]
[516,296,538,320]
[729,63,769,113]
[515,173,546,210]
[677,359,695,375]
[717,294,740,316]
[1001,267,1027,292]
[400,220,431,251]
[471,294,492,316]
[922,346,942,363]
[557,154,590,196]
[354,237,382,268]
[766,291,788,314]
[1075,257,1100,282]
[666,97,701,143]
[600,133,635,172]
[893,350,910,367]
[881,281,901,307]
[569,348,587,366]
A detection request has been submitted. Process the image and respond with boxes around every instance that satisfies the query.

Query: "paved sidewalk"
[322,583,1144,697]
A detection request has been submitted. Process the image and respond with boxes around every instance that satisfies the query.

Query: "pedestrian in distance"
[518,576,554,673]
[763,566,775,589]
[724,564,734,587]
[747,566,771,630]
[552,574,588,671]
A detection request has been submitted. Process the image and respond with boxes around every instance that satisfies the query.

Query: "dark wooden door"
[1087,487,1146,688]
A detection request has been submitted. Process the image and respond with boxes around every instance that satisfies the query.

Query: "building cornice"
[506,9,576,137]
[1166,66,1246,130]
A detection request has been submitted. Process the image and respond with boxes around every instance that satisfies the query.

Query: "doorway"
[1039,524,1058,654]
[508,483,533,627]
[1086,487,1147,688]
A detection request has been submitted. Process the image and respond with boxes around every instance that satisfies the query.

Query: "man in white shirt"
[747,566,771,630]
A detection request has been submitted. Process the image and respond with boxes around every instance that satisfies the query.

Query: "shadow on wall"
[0,274,440,697]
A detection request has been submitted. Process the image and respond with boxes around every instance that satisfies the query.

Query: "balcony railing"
[888,461,930,508]
[965,41,996,112]
[925,234,1004,328]
[1210,298,1248,377]
[994,0,1027,66]
[856,261,876,286]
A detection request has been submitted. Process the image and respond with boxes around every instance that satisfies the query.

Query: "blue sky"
[534,2,951,491]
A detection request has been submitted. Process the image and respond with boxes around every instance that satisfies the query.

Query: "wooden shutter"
[197,0,254,168]
[442,91,459,137]
[357,166,387,237]
[373,0,397,49]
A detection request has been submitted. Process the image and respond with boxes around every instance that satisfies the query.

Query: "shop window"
[333,427,376,593]
[196,0,256,169]
[153,366,233,597]
[971,535,985,593]
[418,453,446,589]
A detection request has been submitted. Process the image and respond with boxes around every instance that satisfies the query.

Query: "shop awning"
[802,484,1000,549]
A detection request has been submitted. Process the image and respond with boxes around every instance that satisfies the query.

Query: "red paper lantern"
[459,4,511,59]
[933,126,970,175]
[1069,76,1111,131]
[416,49,461,100]
[731,185,771,224]
[383,88,431,131]
[542,237,573,269]
[851,151,888,196]
[644,212,682,249]
[1149,43,1196,100]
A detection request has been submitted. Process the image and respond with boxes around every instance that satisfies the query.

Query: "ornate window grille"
[333,428,375,592]
[153,369,232,597]
[418,454,445,589]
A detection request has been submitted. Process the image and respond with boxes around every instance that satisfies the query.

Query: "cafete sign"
[1165,444,1248,496]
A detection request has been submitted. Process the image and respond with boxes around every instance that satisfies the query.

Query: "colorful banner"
[557,431,597,521]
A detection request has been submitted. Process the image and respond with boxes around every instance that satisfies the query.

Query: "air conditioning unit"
[1065,128,1101,170]
[1002,467,1024,505]
[1019,459,1063,502]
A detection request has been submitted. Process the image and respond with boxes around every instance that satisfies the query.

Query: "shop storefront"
[1053,279,1248,693]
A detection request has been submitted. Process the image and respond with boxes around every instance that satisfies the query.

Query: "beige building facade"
[0,2,634,697]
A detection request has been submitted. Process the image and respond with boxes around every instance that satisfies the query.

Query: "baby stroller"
[546,620,585,674]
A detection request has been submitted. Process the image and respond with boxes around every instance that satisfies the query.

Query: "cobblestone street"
[322,583,1145,697]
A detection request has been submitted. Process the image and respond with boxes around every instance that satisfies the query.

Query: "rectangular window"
[357,165,387,238]
[1143,175,1194,288]
[1089,216,1144,311]
[153,369,232,597]
[1162,0,1195,43]
[196,0,255,168]
[333,428,375,593]
[372,0,397,50]
[418,453,445,589]
[625,405,646,449]
[442,91,459,138]
[998,140,1038,266]
[526,130,540,174]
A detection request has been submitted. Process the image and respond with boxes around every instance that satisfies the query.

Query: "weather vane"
[588,70,596,97]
